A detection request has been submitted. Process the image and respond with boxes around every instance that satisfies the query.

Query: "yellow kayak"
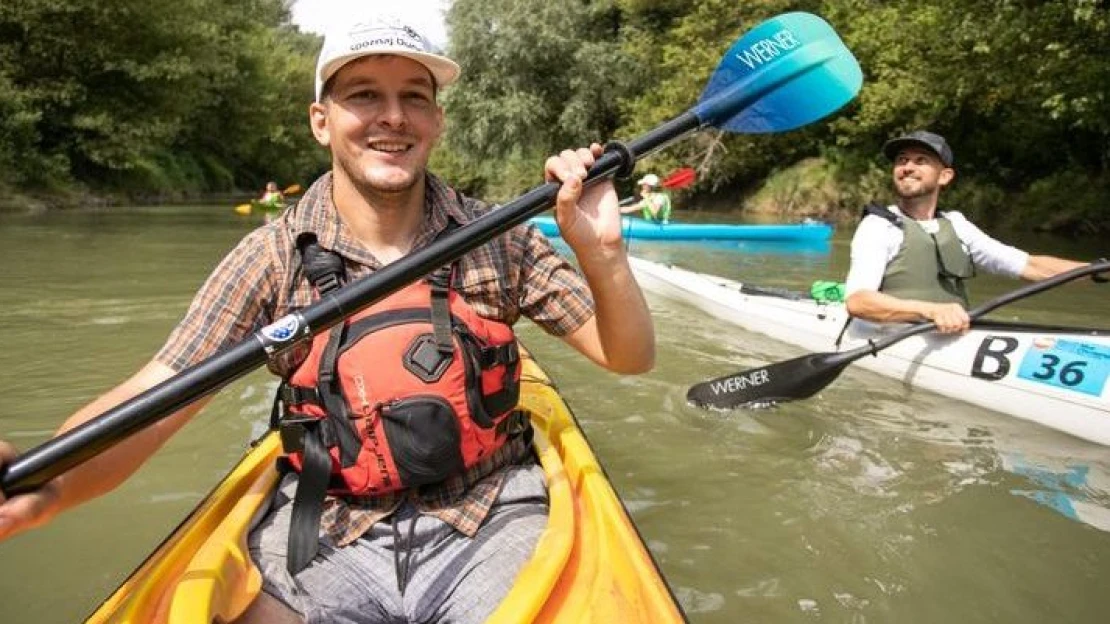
[86,350,686,623]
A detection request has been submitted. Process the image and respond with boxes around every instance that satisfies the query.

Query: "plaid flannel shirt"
[157,172,594,545]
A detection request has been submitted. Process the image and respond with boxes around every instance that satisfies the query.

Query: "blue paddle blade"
[694,12,862,132]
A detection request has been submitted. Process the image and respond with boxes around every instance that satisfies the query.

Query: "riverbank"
[0,186,254,214]
[680,157,1110,237]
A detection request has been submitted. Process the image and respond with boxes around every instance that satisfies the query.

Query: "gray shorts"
[248,461,548,624]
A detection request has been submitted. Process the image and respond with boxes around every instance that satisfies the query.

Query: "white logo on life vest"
[261,315,301,343]
[353,374,371,413]
[710,369,771,395]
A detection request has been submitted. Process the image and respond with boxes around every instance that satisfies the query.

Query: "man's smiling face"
[892,146,953,200]
[311,55,444,196]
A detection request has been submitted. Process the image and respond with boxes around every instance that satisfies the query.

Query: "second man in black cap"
[843,130,1091,334]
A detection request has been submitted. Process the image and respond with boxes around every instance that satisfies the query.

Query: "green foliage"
[0,0,327,201]
[440,0,636,199]
[748,158,843,220]
[1007,171,1109,235]
[2,0,1108,233]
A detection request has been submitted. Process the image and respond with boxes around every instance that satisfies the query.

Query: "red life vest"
[273,233,523,573]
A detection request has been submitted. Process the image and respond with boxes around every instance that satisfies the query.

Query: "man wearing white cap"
[621,173,672,223]
[0,13,655,624]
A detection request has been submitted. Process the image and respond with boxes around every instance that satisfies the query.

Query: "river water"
[0,205,1107,623]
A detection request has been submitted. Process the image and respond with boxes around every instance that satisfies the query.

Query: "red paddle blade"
[661,167,696,189]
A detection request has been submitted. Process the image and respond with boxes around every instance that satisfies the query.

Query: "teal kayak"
[529,215,833,242]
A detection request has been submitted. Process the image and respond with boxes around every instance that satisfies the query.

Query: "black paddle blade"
[686,352,851,410]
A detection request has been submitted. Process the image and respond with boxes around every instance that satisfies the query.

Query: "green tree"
[0,0,326,200]
[437,0,637,199]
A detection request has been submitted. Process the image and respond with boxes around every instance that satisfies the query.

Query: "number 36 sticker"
[1017,339,1110,397]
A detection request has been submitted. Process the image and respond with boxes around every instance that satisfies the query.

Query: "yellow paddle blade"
[283,184,303,196]
[234,204,252,215]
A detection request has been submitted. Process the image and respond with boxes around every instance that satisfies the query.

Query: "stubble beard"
[894,177,935,201]
[337,154,425,205]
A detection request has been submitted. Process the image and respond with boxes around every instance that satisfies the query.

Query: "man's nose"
[379,96,406,127]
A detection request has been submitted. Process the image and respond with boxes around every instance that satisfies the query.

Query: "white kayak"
[629,256,1110,446]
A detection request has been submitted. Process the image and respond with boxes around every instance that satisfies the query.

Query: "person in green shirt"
[257,181,284,208]
[621,173,672,223]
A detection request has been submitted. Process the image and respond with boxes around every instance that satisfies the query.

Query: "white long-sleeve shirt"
[844,206,1030,297]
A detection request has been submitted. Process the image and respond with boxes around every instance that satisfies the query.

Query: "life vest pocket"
[380,395,466,486]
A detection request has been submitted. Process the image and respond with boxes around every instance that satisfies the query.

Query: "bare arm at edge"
[1020,255,1087,281]
[846,290,970,334]
[0,360,212,542]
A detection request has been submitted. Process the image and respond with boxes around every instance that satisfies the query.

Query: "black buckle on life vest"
[480,342,519,368]
[278,414,318,454]
[279,384,322,407]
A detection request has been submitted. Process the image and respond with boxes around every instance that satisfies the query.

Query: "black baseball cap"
[882,130,954,167]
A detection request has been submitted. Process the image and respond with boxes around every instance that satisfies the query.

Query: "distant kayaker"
[845,130,1093,334]
[0,13,655,624]
[621,173,672,223]
[258,180,284,207]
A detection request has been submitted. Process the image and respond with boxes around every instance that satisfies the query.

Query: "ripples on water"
[538,229,1109,622]
[1,208,1107,622]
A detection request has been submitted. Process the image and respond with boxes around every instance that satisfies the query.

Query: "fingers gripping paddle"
[686,260,1110,410]
[1,12,862,496]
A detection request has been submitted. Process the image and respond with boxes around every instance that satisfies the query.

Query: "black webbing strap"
[286,426,331,574]
[297,232,345,294]
[316,323,362,467]
[833,317,852,350]
[427,266,454,354]
[862,202,903,227]
[495,410,529,439]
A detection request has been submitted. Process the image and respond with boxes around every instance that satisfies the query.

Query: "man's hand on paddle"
[923,302,971,334]
[545,144,623,256]
[0,441,61,541]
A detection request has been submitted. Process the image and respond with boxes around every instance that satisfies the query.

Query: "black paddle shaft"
[0,112,703,497]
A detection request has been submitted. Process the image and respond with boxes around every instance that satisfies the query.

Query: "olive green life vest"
[880,214,973,308]
[639,191,672,222]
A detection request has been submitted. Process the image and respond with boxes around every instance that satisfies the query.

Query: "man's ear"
[309,101,330,147]
[939,167,955,187]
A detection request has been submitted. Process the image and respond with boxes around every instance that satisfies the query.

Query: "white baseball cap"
[314,14,461,102]
[637,173,660,187]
